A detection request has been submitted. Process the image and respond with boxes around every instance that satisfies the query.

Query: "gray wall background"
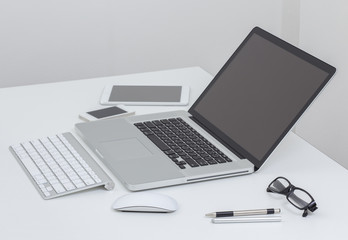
[0,0,283,87]
[295,0,348,170]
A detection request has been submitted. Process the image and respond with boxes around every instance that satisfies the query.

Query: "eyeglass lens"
[288,189,312,209]
[269,178,290,193]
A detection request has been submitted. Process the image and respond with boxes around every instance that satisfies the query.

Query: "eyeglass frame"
[266,176,318,217]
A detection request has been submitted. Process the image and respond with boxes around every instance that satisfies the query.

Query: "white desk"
[1,67,347,240]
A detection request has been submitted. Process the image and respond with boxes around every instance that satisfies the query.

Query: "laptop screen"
[189,27,335,169]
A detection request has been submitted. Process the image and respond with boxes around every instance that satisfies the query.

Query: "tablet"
[100,85,190,106]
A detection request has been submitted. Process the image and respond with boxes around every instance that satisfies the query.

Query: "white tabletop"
[1,67,347,240]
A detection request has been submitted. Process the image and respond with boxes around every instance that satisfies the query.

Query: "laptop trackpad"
[97,137,184,186]
[99,138,152,161]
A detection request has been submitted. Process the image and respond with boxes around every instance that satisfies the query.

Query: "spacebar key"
[147,134,170,151]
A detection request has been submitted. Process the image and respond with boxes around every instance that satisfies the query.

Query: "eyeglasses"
[266,177,318,217]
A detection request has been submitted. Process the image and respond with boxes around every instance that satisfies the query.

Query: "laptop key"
[204,157,217,165]
[169,154,179,159]
[222,155,232,162]
[185,148,194,154]
[192,155,201,160]
[177,151,186,156]
[186,159,199,168]
[147,134,170,151]
[181,145,190,150]
[195,158,209,166]
[157,133,166,138]
[143,131,153,136]
[181,155,199,167]
[152,120,162,126]
[168,118,180,123]
[135,123,147,129]
[164,150,175,155]
[207,160,218,165]
[144,121,157,128]
[160,119,170,124]
[215,156,227,163]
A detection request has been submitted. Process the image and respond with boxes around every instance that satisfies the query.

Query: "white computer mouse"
[112,192,178,213]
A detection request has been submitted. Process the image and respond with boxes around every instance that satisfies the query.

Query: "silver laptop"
[75,27,335,191]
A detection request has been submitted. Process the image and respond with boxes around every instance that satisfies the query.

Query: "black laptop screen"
[189,27,335,169]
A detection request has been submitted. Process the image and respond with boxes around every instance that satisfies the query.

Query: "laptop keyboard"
[134,118,232,169]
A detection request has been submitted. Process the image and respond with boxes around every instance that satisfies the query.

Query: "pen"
[205,208,281,218]
[211,216,282,224]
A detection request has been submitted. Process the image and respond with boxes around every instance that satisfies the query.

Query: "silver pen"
[212,216,282,224]
[205,208,281,218]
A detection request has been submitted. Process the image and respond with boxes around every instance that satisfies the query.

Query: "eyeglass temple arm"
[308,201,318,212]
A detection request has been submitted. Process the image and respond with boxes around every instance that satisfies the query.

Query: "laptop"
[75,27,336,191]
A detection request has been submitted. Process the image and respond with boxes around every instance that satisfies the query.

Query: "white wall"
[107,0,283,78]
[295,0,348,169]
[0,0,116,87]
[281,0,300,46]
[0,0,283,88]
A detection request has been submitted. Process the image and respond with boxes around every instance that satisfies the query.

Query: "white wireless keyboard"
[10,132,114,199]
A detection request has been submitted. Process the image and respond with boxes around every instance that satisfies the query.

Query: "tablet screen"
[108,85,182,102]
[87,106,126,119]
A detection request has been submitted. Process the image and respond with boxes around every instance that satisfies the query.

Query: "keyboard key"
[144,121,157,128]
[147,134,170,151]
[177,151,186,156]
[52,183,66,193]
[83,177,95,186]
[207,160,218,165]
[143,131,153,136]
[12,145,41,176]
[215,156,227,163]
[134,123,146,128]
[169,154,179,159]
[63,182,76,191]
[195,158,209,166]
[178,165,186,169]
[164,150,175,155]
[177,161,187,165]
[152,120,162,126]
[182,156,199,167]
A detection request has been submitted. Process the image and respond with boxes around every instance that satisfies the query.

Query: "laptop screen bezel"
[188,26,336,169]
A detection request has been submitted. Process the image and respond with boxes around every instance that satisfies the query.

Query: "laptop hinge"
[189,116,245,160]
